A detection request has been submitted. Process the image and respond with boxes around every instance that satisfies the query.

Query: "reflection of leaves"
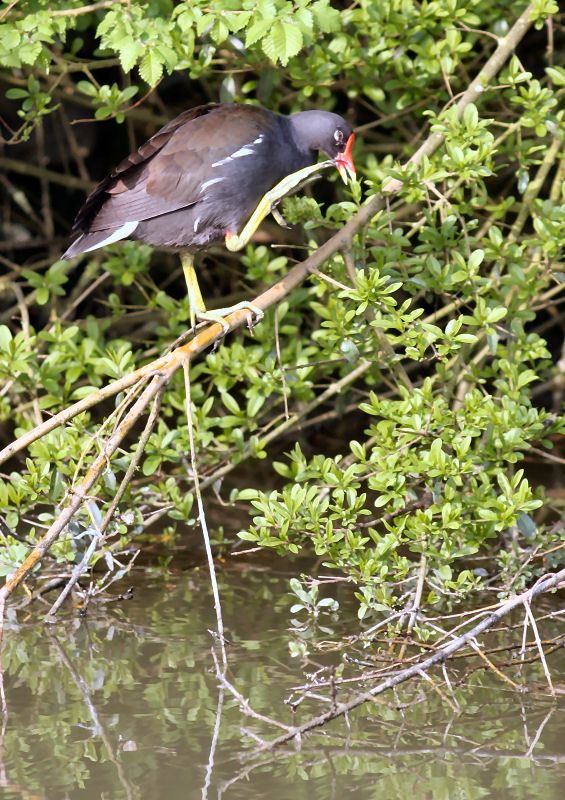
[1,570,563,796]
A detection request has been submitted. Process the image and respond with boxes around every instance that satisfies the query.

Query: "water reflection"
[0,567,563,799]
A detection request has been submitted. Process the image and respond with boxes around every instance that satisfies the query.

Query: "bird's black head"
[290,110,356,183]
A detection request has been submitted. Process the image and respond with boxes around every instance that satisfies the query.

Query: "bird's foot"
[195,310,231,334]
[212,301,264,332]
[196,302,264,335]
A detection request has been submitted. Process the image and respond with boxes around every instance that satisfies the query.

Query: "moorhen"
[63,102,356,329]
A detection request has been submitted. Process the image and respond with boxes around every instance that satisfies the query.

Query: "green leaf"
[36,287,49,305]
[139,51,164,86]
[245,18,272,48]
[485,307,507,324]
[262,21,303,66]
[546,66,565,86]
[142,455,161,476]
[0,325,12,351]
[312,0,341,33]
[116,37,142,73]
[6,88,29,100]
[247,392,266,418]
[468,249,484,270]
[221,392,241,415]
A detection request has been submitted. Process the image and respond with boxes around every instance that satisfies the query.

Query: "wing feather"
[73,104,278,234]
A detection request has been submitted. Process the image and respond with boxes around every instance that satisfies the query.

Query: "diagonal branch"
[0,3,537,608]
[258,568,565,750]
[0,372,169,609]
[0,3,536,470]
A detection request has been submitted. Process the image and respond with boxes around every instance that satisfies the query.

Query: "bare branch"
[259,568,565,749]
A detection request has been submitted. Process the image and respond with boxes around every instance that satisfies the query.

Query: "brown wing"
[73,104,278,234]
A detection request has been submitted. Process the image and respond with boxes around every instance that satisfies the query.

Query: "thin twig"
[274,307,289,421]
[0,373,167,611]
[51,1,124,17]
[44,385,165,619]
[524,599,555,696]
[0,157,93,191]
[183,361,227,668]
[258,567,565,749]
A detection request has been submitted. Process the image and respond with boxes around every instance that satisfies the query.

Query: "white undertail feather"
[82,221,139,253]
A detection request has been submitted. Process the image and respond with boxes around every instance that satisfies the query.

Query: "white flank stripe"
[199,177,224,192]
[231,146,254,158]
[193,216,201,232]
[212,144,255,168]
[83,221,139,252]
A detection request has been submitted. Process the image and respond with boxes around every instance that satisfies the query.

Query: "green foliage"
[0,0,564,623]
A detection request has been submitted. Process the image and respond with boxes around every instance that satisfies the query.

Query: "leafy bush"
[0,0,564,620]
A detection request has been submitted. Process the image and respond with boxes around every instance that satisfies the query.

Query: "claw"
[271,205,291,229]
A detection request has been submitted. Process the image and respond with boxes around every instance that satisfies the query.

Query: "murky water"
[0,565,563,799]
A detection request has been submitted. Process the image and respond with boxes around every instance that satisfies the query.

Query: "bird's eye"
[334,129,344,145]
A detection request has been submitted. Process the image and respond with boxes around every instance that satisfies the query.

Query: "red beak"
[335,133,356,184]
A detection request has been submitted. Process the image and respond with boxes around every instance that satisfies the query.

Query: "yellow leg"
[225,160,333,252]
[181,251,263,333]
[181,252,206,330]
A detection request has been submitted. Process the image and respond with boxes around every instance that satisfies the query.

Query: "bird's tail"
[62,221,139,259]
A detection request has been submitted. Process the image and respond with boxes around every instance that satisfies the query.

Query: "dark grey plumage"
[63,103,353,259]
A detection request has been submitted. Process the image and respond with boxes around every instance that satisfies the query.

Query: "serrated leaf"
[245,18,273,48]
[116,37,142,73]
[139,51,163,86]
[262,21,303,66]
[295,8,313,33]
[312,0,341,33]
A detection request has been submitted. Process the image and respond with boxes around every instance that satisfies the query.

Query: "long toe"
[212,301,264,322]
[196,310,231,334]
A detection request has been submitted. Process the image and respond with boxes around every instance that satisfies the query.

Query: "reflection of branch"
[225,569,565,749]
[211,651,293,737]
[48,632,138,800]
[184,363,226,666]
[201,664,224,800]
[220,720,565,798]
